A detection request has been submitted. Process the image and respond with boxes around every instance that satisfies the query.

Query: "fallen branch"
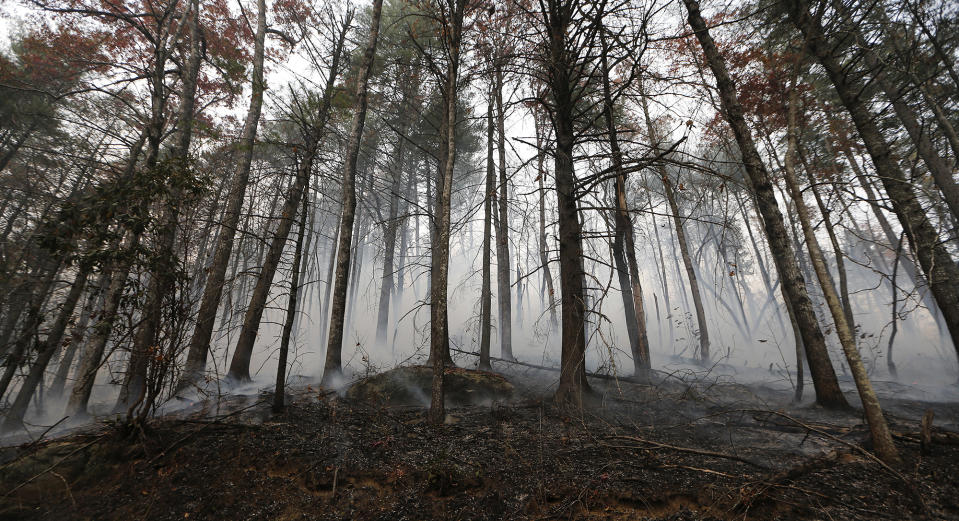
[605,434,770,470]
[2,437,102,498]
[746,410,907,482]
[745,409,929,514]
[450,348,646,383]
[149,399,267,464]
[761,449,844,484]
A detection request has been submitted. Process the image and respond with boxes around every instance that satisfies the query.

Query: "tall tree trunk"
[797,146,856,334]
[479,91,495,371]
[321,0,383,385]
[390,169,414,352]
[683,0,848,408]
[117,0,205,414]
[650,204,674,349]
[3,263,91,431]
[600,32,650,378]
[494,65,514,361]
[662,168,710,364]
[375,126,407,345]
[534,114,559,329]
[843,147,943,325]
[318,223,339,350]
[888,236,904,378]
[850,24,959,221]
[48,271,106,400]
[429,0,466,425]
[641,82,710,363]
[782,82,899,464]
[180,0,270,389]
[789,0,959,371]
[0,261,60,400]
[547,2,590,406]
[228,157,314,383]
[272,180,309,413]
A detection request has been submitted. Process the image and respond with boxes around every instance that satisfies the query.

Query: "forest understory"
[2,366,958,521]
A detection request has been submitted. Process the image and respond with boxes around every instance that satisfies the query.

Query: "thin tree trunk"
[661,169,710,363]
[272,178,309,413]
[321,0,382,385]
[228,157,314,382]
[0,261,60,400]
[48,271,106,400]
[782,80,899,464]
[117,0,205,414]
[640,85,712,364]
[390,169,414,352]
[3,263,91,431]
[429,0,466,425]
[319,215,340,351]
[683,0,848,408]
[375,126,407,345]
[888,235,904,378]
[790,0,959,372]
[601,33,650,377]
[795,145,856,335]
[534,114,559,329]
[650,204,674,349]
[180,0,270,389]
[494,65,513,361]
[850,24,959,221]
[479,91,495,371]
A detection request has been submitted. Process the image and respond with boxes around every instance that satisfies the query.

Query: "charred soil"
[2,367,958,520]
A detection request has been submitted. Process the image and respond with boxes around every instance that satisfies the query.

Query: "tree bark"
[375,120,408,346]
[534,113,559,329]
[3,263,90,431]
[228,154,314,383]
[683,0,848,408]
[0,261,60,400]
[480,90,495,371]
[851,24,959,221]
[796,145,856,334]
[321,0,383,385]
[546,1,590,406]
[272,178,309,413]
[48,271,106,400]
[601,32,651,378]
[493,64,513,361]
[782,81,899,464]
[789,0,959,371]
[116,0,205,414]
[180,0,270,389]
[429,0,466,425]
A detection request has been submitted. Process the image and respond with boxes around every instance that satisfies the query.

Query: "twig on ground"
[2,437,102,498]
[604,434,770,470]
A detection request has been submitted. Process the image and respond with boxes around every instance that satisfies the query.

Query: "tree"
[426,0,469,425]
[180,0,271,390]
[537,0,595,406]
[321,0,384,386]
[787,0,959,372]
[598,22,652,377]
[682,0,848,409]
[782,73,899,464]
[272,173,309,412]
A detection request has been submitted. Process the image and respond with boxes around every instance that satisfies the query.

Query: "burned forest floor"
[2,364,959,520]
